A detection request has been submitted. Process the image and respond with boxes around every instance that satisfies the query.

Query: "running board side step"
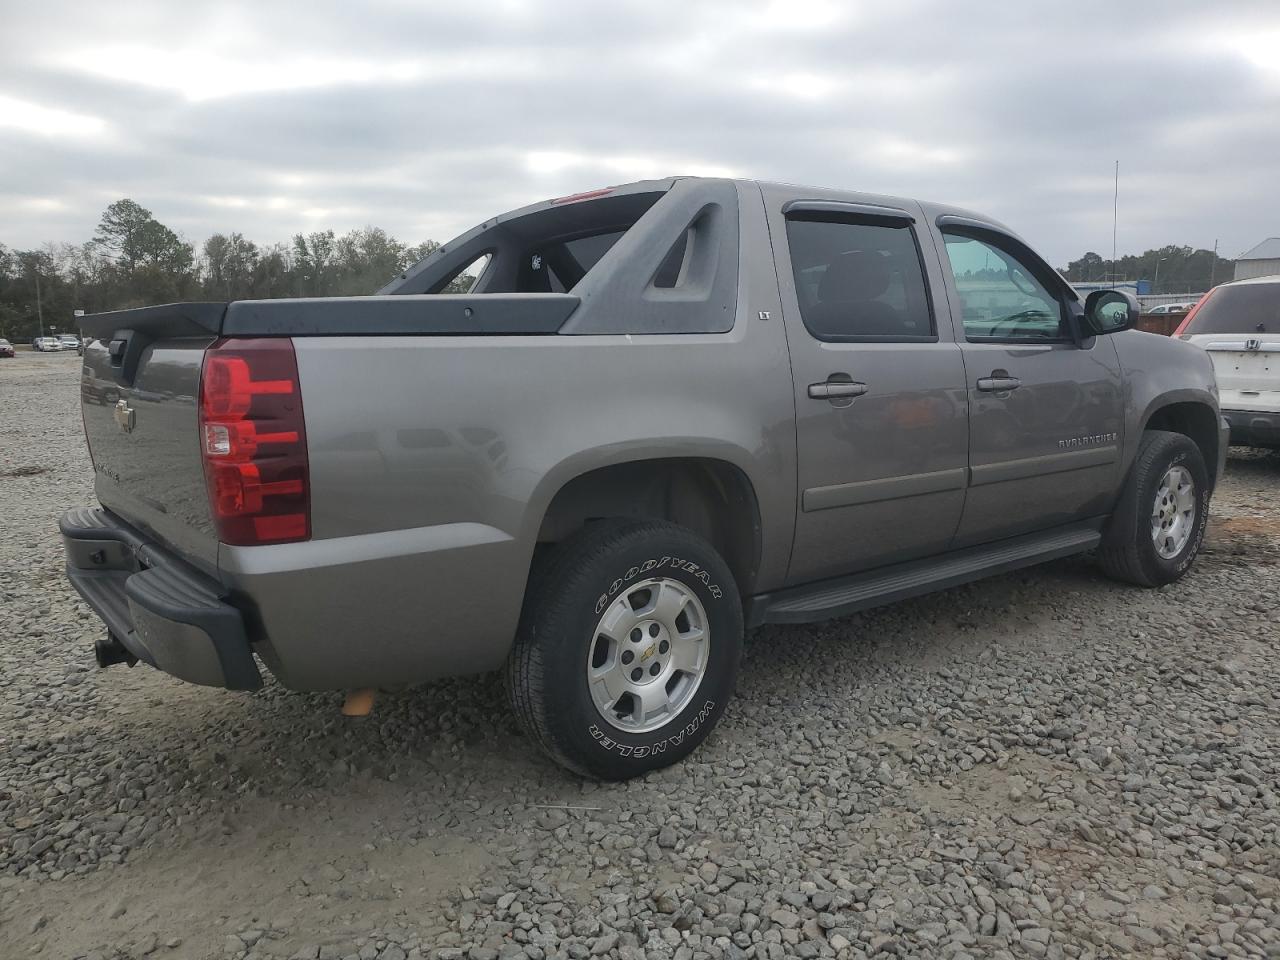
[748,523,1102,627]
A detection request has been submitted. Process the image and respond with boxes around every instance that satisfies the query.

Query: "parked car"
[33,336,62,352]
[1147,302,1195,315]
[1176,275,1279,449]
[58,334,81,350]
[61,177,1228,779]
[0,338,14,358]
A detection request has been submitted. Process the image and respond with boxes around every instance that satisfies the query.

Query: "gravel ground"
[1,353,1278,960]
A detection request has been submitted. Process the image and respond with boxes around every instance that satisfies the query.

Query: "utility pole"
[1154,256,1167,295]
[1111,160,1119,282]
[34,266,44,339]
[1209,238,1219,289]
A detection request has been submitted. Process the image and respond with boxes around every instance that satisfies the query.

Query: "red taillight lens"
[199,338,310,546]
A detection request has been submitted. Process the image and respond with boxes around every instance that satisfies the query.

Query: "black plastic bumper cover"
[59,506,261,690]
[1223,409,1279,448]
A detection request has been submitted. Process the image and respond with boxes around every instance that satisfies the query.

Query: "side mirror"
[1083,289,1138,336]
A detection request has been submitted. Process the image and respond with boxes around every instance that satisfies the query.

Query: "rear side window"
[785,218,934,341]
[1183,284,1278,334]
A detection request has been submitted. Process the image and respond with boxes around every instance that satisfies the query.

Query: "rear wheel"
[506,520,743,780]
[1098,430,1210,586]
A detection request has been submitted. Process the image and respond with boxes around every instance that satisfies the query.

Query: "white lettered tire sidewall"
[509,521,743,780]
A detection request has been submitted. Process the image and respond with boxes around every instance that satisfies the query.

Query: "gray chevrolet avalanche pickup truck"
[63,177,1229,779]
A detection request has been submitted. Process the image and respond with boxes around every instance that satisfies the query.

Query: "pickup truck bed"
[64,176,1228,779]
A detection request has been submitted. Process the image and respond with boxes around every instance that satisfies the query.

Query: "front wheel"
[1098,430,1210,587]
[506,520,743,780]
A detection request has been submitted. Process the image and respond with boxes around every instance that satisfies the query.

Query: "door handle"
[976,375,1022,392]
[808,380,869,400]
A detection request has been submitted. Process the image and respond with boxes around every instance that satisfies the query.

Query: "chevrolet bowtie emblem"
[113,399,135,433]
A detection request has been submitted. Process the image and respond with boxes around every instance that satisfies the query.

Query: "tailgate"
[1200,336,1280,410]
[79,303,227,574]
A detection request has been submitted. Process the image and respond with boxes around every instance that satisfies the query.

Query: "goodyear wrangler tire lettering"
[507,520,743,780]
[594,555,723,614]
[587,699,718,758]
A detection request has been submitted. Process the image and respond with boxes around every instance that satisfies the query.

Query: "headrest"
[817,251,891,302]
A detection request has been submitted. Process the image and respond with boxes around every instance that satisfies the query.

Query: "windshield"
[1184,284,1278,334]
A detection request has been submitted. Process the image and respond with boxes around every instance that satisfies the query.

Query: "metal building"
[1234,238,1280,281]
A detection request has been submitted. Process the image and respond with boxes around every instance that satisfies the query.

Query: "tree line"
[0,198,1240,341]
[1058,245,1234,293]
[0,199,447,340]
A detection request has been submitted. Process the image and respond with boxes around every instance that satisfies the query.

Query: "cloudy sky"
[2,0,1278,266]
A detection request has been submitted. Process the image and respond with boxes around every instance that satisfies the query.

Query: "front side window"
[942,232,1065,341]
[785,218,934,341]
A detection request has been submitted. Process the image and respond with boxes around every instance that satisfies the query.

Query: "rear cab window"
[384,178,740,335]
[389,189,667,297]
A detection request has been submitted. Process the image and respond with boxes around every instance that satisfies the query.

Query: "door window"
[785,218,935,342]
[942,232,1066,341]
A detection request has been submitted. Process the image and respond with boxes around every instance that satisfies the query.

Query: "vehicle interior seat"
[807,250,904,337]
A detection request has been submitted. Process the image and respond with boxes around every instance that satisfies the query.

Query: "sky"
[1,0,1278,267]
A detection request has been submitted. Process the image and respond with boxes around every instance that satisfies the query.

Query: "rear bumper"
[1222,408,1280,449]
[60,507,261,690]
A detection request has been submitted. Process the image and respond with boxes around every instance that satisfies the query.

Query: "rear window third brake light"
[199,338,310,545]
[550,187,615,205]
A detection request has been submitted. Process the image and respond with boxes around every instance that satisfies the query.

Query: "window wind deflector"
[935,214,1001,232]
[784,200,915,224]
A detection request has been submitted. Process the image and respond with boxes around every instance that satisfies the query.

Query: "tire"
[506,520,743,780]
[1098,430,1210,587]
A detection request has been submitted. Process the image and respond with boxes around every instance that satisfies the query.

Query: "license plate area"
[1208,351,1276,393]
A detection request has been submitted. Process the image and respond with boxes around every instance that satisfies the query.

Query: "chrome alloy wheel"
[1151,464,1196,559]
[586,578,710,734]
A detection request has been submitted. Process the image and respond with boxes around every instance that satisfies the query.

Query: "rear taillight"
[1173,289,1214,337]
[199,338,309,545]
